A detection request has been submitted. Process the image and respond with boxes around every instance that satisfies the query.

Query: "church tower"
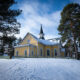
[39,24,45,39]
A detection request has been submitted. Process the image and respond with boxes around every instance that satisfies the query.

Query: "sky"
[13,0,80,39]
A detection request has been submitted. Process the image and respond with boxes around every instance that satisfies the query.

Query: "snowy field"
[0,58,80,80]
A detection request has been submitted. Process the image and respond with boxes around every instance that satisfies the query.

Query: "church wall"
[37,43,60,57]
[38,43,45,57]
[14,46,37,57]
[53,45,60,57]
[29,46,37,57]
[14,44,62,58]
[44,46,53,57]
[20,34,38,46]
[44,45,60,57]
[14,46,29,57]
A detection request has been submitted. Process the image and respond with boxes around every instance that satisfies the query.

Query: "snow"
[28,32,59,45]
[0,58,80,80]
[15,39,58,48]
[15,33,59,48]
[14,44,36,48]
[37,39,58,45]
[3,54,8,56]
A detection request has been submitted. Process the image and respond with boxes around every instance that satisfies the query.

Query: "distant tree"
[17,37,22,44]
[58,3,80,59]
[0,0,22,58]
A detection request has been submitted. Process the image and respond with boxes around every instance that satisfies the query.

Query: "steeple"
[39,24,45,39]
[40,24,43,34]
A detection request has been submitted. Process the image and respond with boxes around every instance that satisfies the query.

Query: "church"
[14,25,65,57]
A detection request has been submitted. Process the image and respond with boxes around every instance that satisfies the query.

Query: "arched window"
[51,49,53,56]
[16,51,18,56]
[32,51,34,56]
[54,49,57,56]
[47,49,50,56]
[40,48,43,56]
[24,50,27,56]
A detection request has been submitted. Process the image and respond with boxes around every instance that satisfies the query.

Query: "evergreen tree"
[58,3,80,59]
[17,37,22,44]
[0,0,22,58]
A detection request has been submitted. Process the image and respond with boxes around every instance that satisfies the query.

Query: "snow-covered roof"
[14,44,36,48]
[15,32,59,48]
[28,33,59,46]
[37,39,58,45]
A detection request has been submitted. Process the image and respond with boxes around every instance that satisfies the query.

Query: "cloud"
[70,0,80,4]
[16,1,61,39]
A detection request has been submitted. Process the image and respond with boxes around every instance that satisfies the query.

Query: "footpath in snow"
[0,58,80,80]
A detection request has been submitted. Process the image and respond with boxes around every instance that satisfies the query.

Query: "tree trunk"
[74,39,78,59]
[9,43,13,59]
[2,39,5,54]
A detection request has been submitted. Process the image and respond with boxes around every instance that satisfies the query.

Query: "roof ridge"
[28,32,38,40]
[19,32,59,46]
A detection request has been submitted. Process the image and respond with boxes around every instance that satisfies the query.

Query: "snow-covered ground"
[0,58,80,80]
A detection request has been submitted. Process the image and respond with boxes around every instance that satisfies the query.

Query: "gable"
[20,33,38,46]
[19,32,59,46]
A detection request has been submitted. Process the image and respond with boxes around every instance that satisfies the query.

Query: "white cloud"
[70,0,80,4]
[16,1,61,39]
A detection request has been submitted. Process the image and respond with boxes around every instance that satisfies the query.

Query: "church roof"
[14,44,36,48]
[14,32,59,48]
[28,33,59,46]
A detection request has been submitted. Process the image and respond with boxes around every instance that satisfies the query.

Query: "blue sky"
[14,0,80,39]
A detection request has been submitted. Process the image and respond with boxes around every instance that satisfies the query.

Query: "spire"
[40,24,43,34]
[39,24,45,39]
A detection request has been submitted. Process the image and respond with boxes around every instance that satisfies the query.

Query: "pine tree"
[17,37,22,44]
[0,0,22,58]
[58,3,80,59]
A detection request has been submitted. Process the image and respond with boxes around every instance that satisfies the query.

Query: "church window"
[54,49,57,56]
[40,48,43,56]
[24,50,27,56]
[47,49,50,56]
[16,51,18,56]
[32,51,34,56]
